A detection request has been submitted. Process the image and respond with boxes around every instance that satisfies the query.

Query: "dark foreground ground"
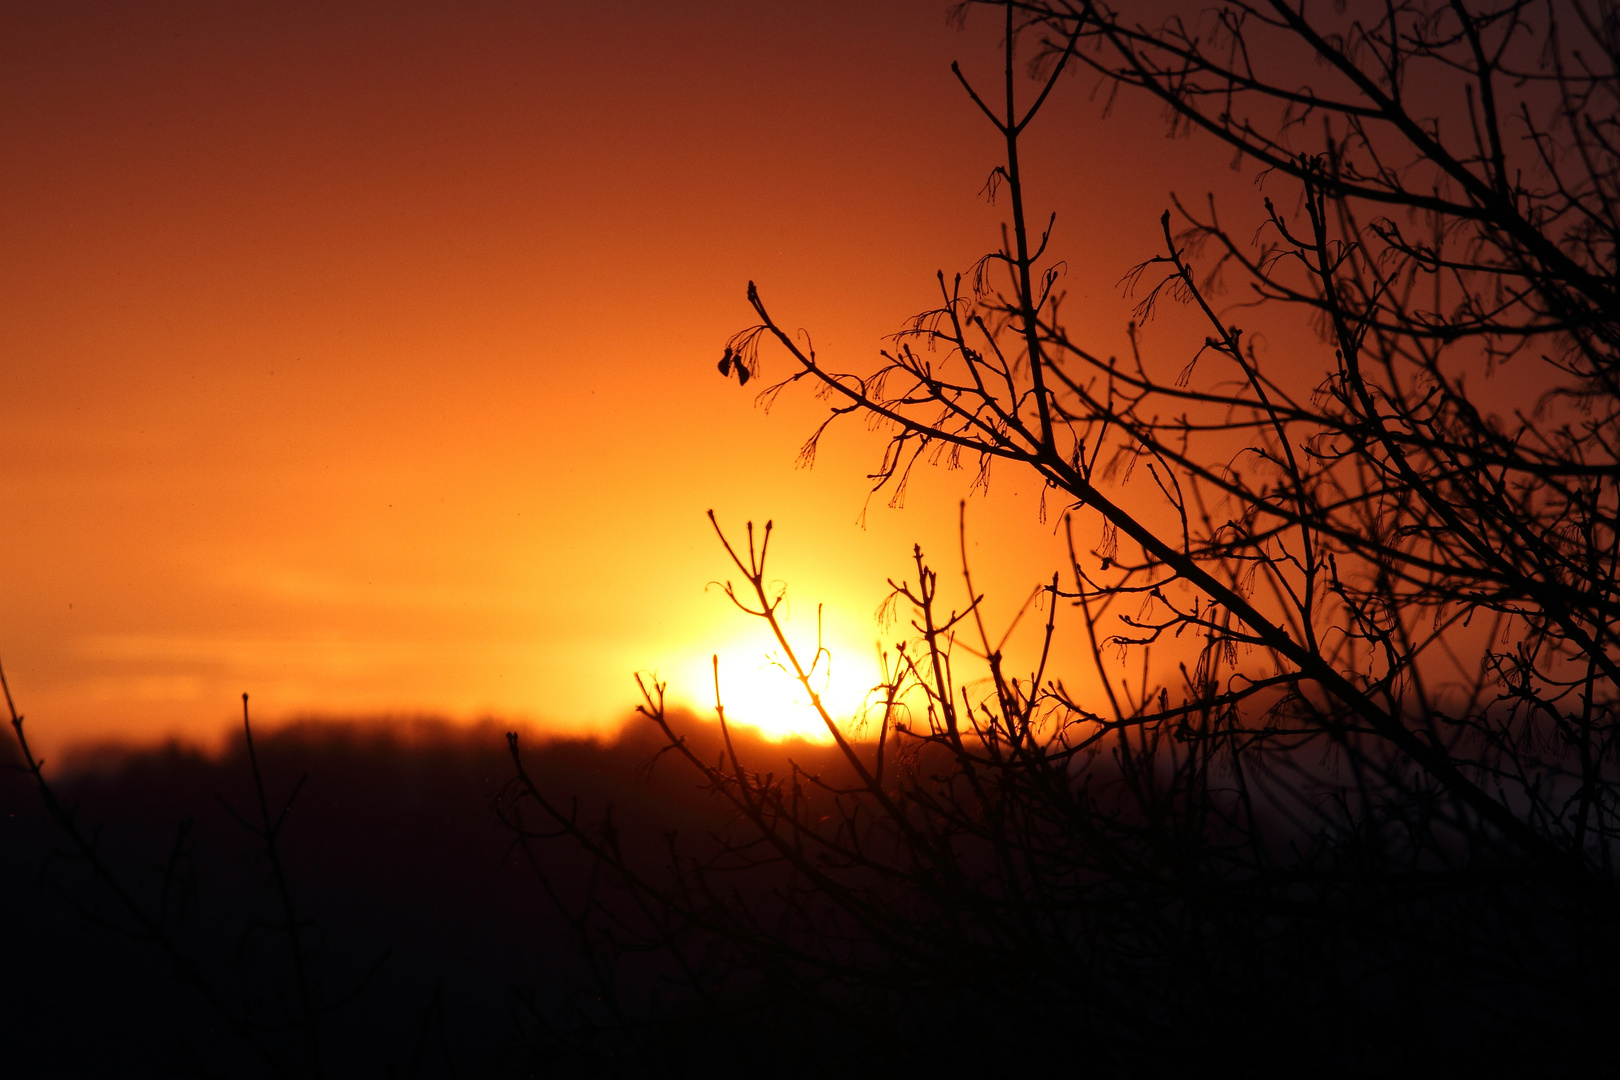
[5,713,1614,1078]
[2,713,805,1078]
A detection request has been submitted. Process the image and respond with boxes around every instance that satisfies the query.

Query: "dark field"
[2,715,829,1078]
[5,713,1614,1079]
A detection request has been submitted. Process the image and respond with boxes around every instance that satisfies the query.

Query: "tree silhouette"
[504,1,1620,1074]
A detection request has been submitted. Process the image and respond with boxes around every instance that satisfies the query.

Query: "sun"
[669,622,886,743]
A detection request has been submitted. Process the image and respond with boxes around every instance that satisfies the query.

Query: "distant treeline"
[1,714,831,1078]
[6,711,1607,1078]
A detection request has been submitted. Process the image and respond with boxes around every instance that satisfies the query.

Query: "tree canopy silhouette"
[504,1,1620,1074]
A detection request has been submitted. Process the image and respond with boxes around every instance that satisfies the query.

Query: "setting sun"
[668,620,886,744]
[0,1,1127,761]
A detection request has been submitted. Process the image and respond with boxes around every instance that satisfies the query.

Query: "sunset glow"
[0,1,1233,761]
[669,619,887,744]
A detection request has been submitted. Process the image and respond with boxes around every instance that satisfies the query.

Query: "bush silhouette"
[503,1,1620,1075]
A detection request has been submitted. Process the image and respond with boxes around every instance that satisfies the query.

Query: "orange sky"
[1,1,1240,759]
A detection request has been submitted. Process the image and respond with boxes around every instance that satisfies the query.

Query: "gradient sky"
[2,1,1241,759]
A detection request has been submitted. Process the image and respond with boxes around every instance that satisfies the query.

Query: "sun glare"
[669,624,886,743]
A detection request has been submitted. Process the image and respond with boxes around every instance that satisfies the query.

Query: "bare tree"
[1011,0,1620,874]
[502,0,1620,1072]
